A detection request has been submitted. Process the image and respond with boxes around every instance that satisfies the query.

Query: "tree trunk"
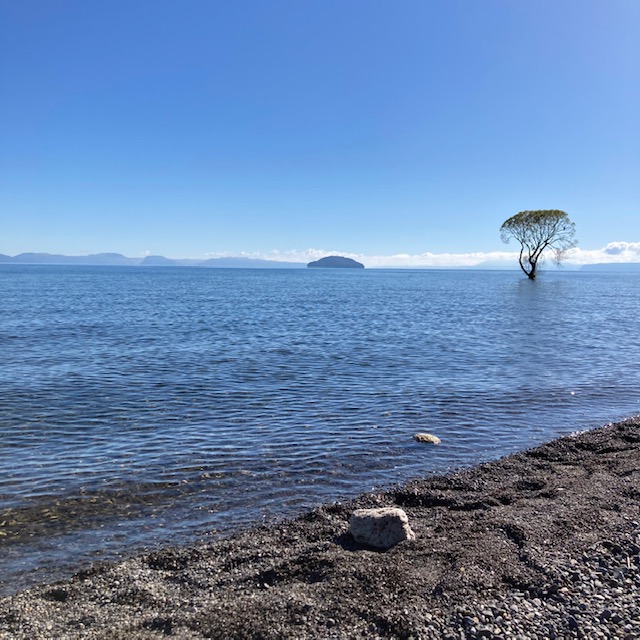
[518,255,537,280]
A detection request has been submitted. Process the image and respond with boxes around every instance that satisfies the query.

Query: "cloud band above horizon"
[205,242,640,269]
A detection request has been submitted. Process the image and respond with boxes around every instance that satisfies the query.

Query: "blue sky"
[1,0,638,266]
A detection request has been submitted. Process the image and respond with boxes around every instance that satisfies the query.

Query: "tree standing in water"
[500,210,577,280]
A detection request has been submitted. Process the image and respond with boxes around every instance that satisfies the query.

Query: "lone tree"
[500,209,577,280]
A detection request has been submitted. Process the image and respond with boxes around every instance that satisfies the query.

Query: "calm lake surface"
[1,265,639,594]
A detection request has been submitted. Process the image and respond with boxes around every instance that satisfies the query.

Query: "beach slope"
[1,417,639,639]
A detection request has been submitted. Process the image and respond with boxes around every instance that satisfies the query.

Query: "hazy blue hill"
[173,259,208,266]
[141,255,178,266]
[9,253,141,265]
[199,257,306,268]
[580,263,640,272]
[1,253,305,267]
[82,253,141,265]
[307,256,365,269]
[10,253,68,263]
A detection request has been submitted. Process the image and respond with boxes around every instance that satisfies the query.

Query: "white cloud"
[348,251,517,268]
[205,248,517,268]
[204,242,640,269]
[565,242,640,265]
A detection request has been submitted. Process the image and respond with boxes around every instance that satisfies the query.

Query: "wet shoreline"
[1,416,639,639]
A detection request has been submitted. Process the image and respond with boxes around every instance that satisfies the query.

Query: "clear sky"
[1,0,638,267]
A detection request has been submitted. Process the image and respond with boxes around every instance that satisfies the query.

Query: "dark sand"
[1,417,639,639]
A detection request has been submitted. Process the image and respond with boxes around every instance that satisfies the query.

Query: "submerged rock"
[349,507,415,549]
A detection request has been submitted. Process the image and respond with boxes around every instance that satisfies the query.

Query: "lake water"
[1,265,639,595]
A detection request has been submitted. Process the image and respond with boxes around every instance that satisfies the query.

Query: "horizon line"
[2,242,640,269]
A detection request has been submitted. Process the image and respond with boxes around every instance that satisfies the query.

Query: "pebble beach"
[1,416,639,639]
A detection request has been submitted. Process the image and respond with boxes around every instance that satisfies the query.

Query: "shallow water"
[1,266,639,594]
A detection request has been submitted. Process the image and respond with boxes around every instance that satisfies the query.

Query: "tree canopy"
[500,210,577,280]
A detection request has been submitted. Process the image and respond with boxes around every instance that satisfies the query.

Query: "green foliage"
[500,210,577,280]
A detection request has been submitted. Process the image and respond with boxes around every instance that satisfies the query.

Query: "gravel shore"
[1,417,639,639]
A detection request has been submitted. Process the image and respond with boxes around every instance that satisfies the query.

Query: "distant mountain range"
[0,253,306,268]
[580,263,640,272]
[1,252,141,265]
[2,252,639,271]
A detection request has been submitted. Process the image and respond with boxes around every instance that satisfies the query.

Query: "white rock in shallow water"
[413,433,441,444]
[349,507,415,549]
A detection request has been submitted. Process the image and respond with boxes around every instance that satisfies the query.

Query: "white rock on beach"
[349,507,415,550]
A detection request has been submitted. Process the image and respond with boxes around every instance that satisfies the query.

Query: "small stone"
[349,507,415,549]
[413,433,442,444]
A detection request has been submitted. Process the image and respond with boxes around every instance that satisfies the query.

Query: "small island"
[307,255,365,269]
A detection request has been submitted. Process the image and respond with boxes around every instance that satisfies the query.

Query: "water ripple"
[0,266,639,594]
